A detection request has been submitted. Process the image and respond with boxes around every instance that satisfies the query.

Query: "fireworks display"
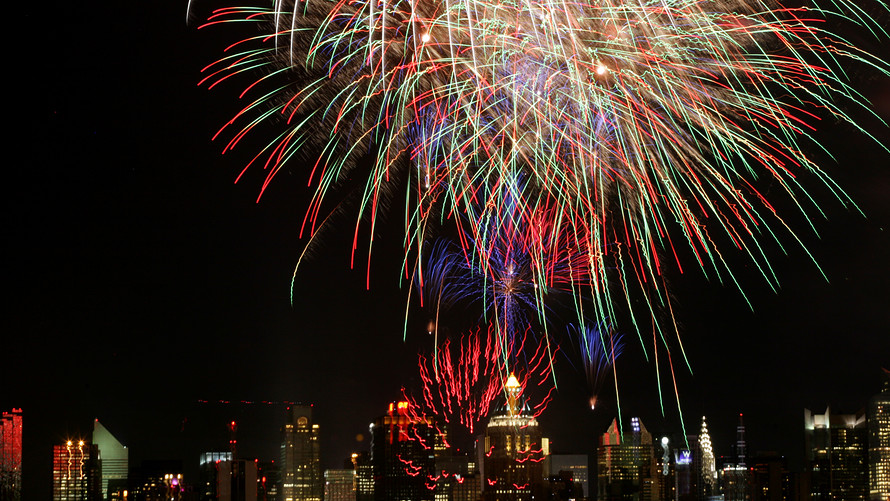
[404,322,556,435]
[193,0,888,422]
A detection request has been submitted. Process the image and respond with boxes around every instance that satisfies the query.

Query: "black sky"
[7,2,890,498]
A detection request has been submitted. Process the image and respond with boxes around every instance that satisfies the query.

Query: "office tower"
[53,439,101,501]
[281,405,322,501]
[480,375,549,501]
[700,416,717,498]
[868,369,890,501]
[92,420,128,501]
[547,454,589,499]
[369,401,436,501]
[325,469,356,501]
[0,408,23,501]
[597,417,657,501]
[805,407,868,501]
[352,452,374,501]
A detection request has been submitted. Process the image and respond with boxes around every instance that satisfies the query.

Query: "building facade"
[0,408,23,501]
[868,370,890,501]
[53,440,102,501]
[597,417,658,501]
[369,401,436,501]
[324,469,356,501]
[480,375,549,501]
[805,407,869,501]
[93,419,128,501]
[281,405,323,501]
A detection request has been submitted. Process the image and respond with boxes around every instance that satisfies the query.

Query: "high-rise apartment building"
[0,408,23,501]
[281,405,322,501]
[93,419,128,501]
[805,407,868,501]
[868,369,890,501]
[597,416,658,501]
[480,374,549,501]
[369,401,436,501]
[52,439,101,501]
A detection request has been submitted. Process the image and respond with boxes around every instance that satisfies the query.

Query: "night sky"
[7,2,890,499]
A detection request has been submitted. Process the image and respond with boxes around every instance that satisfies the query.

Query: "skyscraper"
[281,405,323,501]
[369,401,436,501]
[93,419,128,501]
[480,374,549,501]
[0,408,23,501]
[52,439,101,501]
[868,369,890,501]
[722,414,752,501]
[805,407,868,501]
[597,417,657,501]
[700,416,717,498]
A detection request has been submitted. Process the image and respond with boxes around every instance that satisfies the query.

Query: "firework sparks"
[404,322,556,435]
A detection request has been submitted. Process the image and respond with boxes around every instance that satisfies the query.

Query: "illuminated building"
[868,369,890,501]
[0,408,23,501]
[597,417,658,501]
[721,414,751,501]
[805,407,868,501]
[93,419,128,501]
[369,401,435,501]
[352,452,374,501]
[281,405,322,501]
[480,375,549,501]
[324,469,356,501]
[52,439,101,501]
[674,435,701,501]
[700,417,717,498]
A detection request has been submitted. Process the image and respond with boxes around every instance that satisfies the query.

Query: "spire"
[700,416,717,493]
[505,373,522,416]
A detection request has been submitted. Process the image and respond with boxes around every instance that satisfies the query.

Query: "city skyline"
[7,1,890,499]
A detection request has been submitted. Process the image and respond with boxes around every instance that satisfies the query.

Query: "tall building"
[352,452,374,501]
[675,435,702,501]
[52,439,101,501]
[805,407,868,501]
[325,469,356,501]
[480,375,549,501]
[722,414,752,501]
[867,369,890,501]
[700,417,717,498]
[93,419,128,501]
[597,416,657,501]
[281,405,322,501]
[0,408,23,501]
[370,401,436,501]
